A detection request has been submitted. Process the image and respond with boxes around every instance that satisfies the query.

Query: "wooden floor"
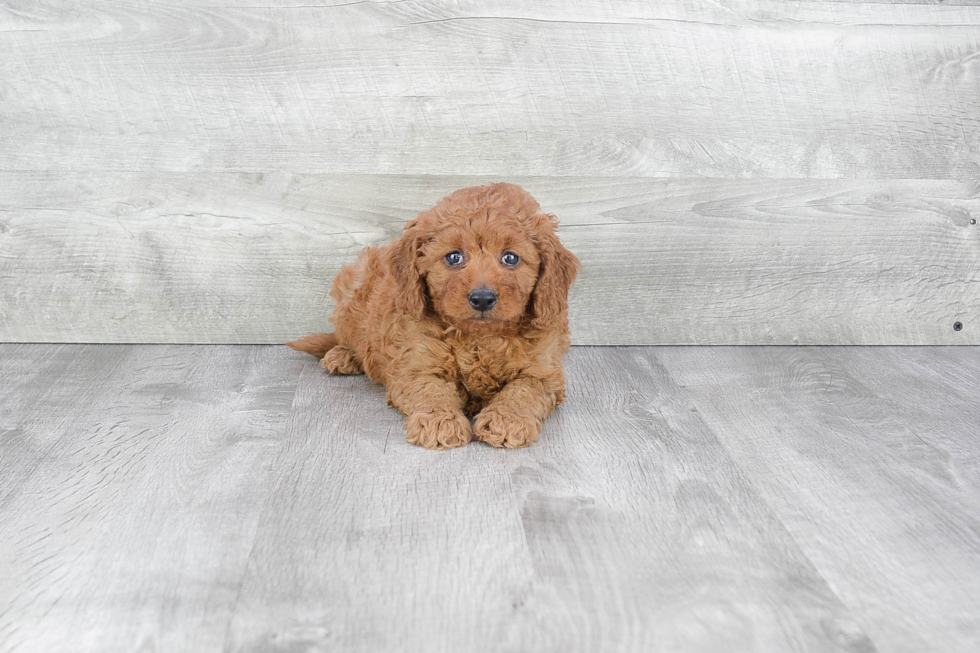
[1,345,979,653]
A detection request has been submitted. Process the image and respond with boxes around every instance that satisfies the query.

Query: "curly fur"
[288,183,580,450]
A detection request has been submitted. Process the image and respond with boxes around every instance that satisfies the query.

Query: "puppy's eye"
[501,252,520,267]
[444,251,464,267]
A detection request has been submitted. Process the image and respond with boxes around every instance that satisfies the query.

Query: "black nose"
[468,288,497,312]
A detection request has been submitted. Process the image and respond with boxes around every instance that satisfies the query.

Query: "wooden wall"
[1,0,978,344]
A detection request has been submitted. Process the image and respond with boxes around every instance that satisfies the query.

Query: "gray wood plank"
[2,174,977,345]
[0,344,132,511]
[0,345,302,653]
[224,347,875,653]
[4,344,979,651]
[655,346,980,653]
[818,347,980,506]
[1,1,978,178]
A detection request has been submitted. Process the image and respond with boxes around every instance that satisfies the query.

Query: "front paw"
[405,411,472,450]
[473,408,541,449]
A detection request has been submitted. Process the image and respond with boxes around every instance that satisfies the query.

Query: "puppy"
[288,183,579,450]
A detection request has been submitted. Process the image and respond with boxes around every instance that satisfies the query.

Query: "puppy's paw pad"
[474,410,541,449]
[321,346,363,375]
[405,411,472,450]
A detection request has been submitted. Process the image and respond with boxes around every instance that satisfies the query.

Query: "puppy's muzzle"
[468,288,497,312]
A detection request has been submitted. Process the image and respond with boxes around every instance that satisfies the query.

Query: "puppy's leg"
[287,333,338,359]
[474,377,560,449]
[321,346,363,375]
[289,332,364,375]
[386,374,471,450]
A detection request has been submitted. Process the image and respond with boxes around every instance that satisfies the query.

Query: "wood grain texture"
[225,346,873,653]
[1,0,979,177]
[2,0,978,344]
[2,174,978,345]
[3,344,979,651]
[655,346,980,653]
[0,345,303,652]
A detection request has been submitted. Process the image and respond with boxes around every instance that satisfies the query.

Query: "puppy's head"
[387,183,579,334]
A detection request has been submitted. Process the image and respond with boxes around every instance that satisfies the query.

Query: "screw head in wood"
[953,321,963,331]
[971,218,977,225]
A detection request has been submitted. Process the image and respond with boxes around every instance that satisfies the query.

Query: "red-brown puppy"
[289,183,580,450]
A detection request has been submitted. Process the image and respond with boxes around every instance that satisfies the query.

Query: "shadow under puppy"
[289,183,580,450]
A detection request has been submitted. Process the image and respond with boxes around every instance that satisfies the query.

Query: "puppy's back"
[330,245,387,307]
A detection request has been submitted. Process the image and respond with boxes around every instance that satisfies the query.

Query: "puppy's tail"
[286,332,338,359]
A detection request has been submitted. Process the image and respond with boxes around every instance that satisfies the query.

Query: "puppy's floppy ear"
[529,213,580,331]
[385,214,428,320]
